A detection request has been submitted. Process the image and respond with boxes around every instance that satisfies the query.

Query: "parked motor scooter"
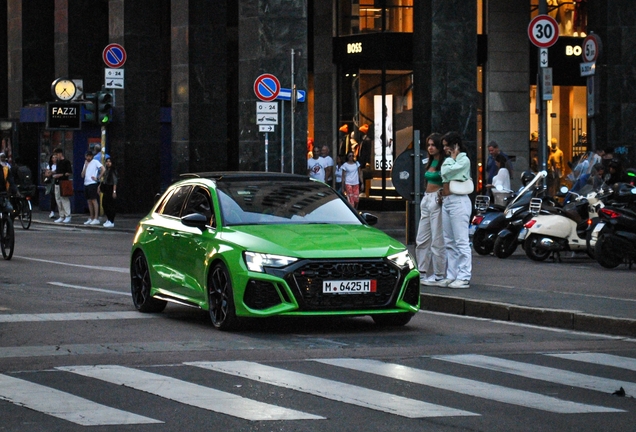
[590,185,636,268]
[472,171,543,255]
[523,184,610,262]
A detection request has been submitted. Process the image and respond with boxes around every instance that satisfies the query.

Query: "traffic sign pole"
[529,5,558,176]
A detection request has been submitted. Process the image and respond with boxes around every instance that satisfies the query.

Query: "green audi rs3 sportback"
[130,172,420,330]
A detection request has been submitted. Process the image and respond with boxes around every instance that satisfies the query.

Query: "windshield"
[507,171,546,208]
[216,180,363,226]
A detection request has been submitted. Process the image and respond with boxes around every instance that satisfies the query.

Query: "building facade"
[0,0,634,214]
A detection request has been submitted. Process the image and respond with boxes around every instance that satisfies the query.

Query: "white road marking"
[57,365,322,421]
[48,281,128,296]
[315,358,621,414]
[546,352,636,372]
[0,373,161,426]
[187,360,478,418]
[15,256,128,273]
[435,354,636,397]
[0,311,154,323]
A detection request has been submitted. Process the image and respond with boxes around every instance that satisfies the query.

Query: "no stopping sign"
[528,15,559,48]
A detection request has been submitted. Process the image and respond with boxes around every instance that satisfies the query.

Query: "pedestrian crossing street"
[1,352,633,426]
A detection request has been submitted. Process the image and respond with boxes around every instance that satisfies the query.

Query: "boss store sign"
[46,102,82,130]
[530,37,587,86]
[333,33,412,66]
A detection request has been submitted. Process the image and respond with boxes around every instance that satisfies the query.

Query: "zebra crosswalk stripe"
[0,373,161,426]
[546,352,636,372]
[435,354,636,397]
[314,358,621,414]
[186,360,479,418]
[57,365,322,421]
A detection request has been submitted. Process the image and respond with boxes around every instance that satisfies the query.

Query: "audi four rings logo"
[335,263,362,276]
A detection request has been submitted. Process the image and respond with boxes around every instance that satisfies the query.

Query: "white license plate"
[592,222,605,234]
[323,279,376,294]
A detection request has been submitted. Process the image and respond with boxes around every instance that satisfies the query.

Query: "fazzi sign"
[46,102,81,130]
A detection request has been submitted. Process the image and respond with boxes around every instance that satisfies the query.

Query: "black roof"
[180,171,311,183]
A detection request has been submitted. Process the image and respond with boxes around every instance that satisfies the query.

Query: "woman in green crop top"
[415,133,448,287]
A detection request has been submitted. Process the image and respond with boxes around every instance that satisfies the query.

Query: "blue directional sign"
[276,88,306,102]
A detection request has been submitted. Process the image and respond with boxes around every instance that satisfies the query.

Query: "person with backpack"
[0,153,17,214]
[11,157,35,197]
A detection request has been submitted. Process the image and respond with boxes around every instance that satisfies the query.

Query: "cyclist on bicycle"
[0,152,18,212]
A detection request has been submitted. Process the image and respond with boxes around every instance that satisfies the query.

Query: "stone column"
[171,0,227,179]
[238,0,308,174]
[107,0,164,213]
[414,0,478,160]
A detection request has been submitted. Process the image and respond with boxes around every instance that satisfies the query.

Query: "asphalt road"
[1,223,636,431]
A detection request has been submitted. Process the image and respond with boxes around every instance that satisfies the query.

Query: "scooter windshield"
[507,171,547,208]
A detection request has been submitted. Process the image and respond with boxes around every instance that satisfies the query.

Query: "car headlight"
[387,250,415,270]
[244,252,298,273]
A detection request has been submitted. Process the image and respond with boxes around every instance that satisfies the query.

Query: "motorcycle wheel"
[472,229,493,256]
[594,234,622,269]
[524,234,551,262]
[493,235,517,259]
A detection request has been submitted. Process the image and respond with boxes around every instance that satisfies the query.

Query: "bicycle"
[0,193,15,260]
[11,193,32,230]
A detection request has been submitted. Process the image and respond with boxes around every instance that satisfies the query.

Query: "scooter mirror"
[495,184,504,191]
[559,186,569,194]
[631,187,636,195]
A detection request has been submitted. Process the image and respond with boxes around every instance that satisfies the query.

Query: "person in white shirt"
[319,145,334,185]
[307,145,325,181]
[342,152,364,208]
[81,151,103,225]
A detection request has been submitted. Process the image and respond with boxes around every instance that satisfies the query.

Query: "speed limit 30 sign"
[528,14,559,48]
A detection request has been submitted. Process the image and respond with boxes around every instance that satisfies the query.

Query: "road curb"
[420,293,636,337]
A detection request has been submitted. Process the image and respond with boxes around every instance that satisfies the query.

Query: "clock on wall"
[51,77,77,101]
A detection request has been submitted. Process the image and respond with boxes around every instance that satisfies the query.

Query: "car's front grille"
[284,260,400,310]
[243,280,282,310]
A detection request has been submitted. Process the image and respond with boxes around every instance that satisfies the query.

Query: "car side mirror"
[181,212,209,231]
[360,212,378,226]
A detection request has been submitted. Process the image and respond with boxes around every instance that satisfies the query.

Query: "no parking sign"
[253,74,280,102]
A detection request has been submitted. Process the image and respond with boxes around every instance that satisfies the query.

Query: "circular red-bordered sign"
[102,43,127,68]
[528,15,559,48]
[253,74,280,102]
[582,34,602,62]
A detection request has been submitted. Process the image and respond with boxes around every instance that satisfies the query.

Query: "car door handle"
[171,232,183,238]
[145,227,155,233]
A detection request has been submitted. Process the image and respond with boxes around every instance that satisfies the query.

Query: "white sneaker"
[90,219,101,225]
[49,211,56,219]
[448,279,470,289]
[54,217,64,223]
[421,278,449,287]
[103,221,114,228]
[63,217,72,223]
[84,219,93,225]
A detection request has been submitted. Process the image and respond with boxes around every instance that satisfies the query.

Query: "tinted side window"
[183,186,214,226]
[161,186,192,217]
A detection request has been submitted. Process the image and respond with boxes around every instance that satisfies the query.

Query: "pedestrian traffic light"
[97,90,113,124]
[84,92,97,124]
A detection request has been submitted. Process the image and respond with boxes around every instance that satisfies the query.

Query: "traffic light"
[97,90,113,124]
[84,92,97,124]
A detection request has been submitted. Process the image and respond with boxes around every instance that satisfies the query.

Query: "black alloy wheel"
[594,234,622,269]
[472,229,493,255]
[524,234,551,262]
[493,234,517,259]
[208,262,241,331]
[130,251,167,313]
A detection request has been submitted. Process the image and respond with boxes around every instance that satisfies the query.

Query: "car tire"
[371,313,414,327]
[208,262,241,331]
[130,251,167,313]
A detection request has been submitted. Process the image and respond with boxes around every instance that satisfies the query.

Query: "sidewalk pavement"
[32,209,636,337]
